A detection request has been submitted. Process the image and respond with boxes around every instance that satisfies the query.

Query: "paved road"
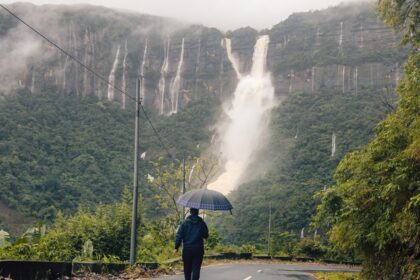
[154,263,360,280]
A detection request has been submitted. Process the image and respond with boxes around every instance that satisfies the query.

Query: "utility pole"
[268,202,272,257]
[182,157,186,220]
[130,78,141,265]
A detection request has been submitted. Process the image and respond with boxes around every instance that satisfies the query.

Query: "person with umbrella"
[174,188,233,280]
[174,208,208,280]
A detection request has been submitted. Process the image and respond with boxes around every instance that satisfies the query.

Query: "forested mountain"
[0,1,409,240]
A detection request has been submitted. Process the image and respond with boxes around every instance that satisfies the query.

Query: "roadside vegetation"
[314,0,419,278]
[314,272,360,280]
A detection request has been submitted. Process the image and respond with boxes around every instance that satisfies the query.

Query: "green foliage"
[0,230,11,248]
[0,189,134,262]
[314,272,360,280]
[0,90,218,224]
[271,231,298,256]
[315,53,420,279]
[0,91,134,220]
[0,185,202,264]
[294,238,326,259]
[137,216,178,263]
[378,0,419,47]
[205,228,221,251]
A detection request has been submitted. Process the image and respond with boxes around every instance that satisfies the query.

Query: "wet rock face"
[1,3,406,112]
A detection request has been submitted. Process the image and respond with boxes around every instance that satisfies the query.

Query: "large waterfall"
[208,35,275,195]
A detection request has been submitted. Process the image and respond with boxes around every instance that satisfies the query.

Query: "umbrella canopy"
[177,189,233,211]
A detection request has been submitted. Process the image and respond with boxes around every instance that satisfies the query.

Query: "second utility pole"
[130,78,141,265]
[268,202,272,257]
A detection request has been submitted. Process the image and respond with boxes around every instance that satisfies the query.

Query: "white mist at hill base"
[208,35,275,195]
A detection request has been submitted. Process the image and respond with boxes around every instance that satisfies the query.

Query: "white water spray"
[30,71,35,93]
[395,62,400,86]
[338,22,343,52]
[188,159,200,184]
[71,28,80,97]
[140,152,146,160]
[288,71,294,94]
[169,38,185,114]
[92,33,100,98]
[311,66,316,92]
[196,38,201,74]
[140,39,148,102]
[107,45,121,101]
[224,38,242,79]
[354,66,358,94]
[208,35,275,195]
[159,37,170,114]
[83,28,89,96]
[62,55,68,92]
[316,27,321,46]
[121,40,128,109]
[331,132,336,157]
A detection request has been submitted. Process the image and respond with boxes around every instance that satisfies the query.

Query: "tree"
[313,2,420,277]
[314,52,419,279]
[378,0,419,46]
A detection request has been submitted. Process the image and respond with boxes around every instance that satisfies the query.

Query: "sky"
[3,0,370,30]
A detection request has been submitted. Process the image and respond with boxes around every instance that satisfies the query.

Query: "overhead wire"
[0,4,176,160]
[0,4,135,103]
[140,104,175,159]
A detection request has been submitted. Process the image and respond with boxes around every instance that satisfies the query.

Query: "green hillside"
[0,89,218,227]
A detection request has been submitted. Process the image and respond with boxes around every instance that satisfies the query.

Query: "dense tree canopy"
[378,0,419,47]
[315,41,419,280]
[0,90,218,224]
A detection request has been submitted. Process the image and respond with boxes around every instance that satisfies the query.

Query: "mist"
[2,0,374,31]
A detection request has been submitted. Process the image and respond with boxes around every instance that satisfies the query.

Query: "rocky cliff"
[0,2,406,114]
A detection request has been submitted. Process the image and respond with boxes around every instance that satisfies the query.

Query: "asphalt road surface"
[154,263,360,280]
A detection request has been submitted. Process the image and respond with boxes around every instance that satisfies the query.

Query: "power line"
[0,4,176,159]
[140,103,176,159]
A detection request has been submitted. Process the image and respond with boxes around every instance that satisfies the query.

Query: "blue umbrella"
[177,189,233,211]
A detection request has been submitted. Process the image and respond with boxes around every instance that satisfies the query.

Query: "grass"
[314,272,360,280]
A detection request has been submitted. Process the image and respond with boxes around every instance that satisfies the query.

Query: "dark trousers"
[182,247,204,280]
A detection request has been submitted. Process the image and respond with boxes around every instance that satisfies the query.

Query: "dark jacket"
[175,214,209,250]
